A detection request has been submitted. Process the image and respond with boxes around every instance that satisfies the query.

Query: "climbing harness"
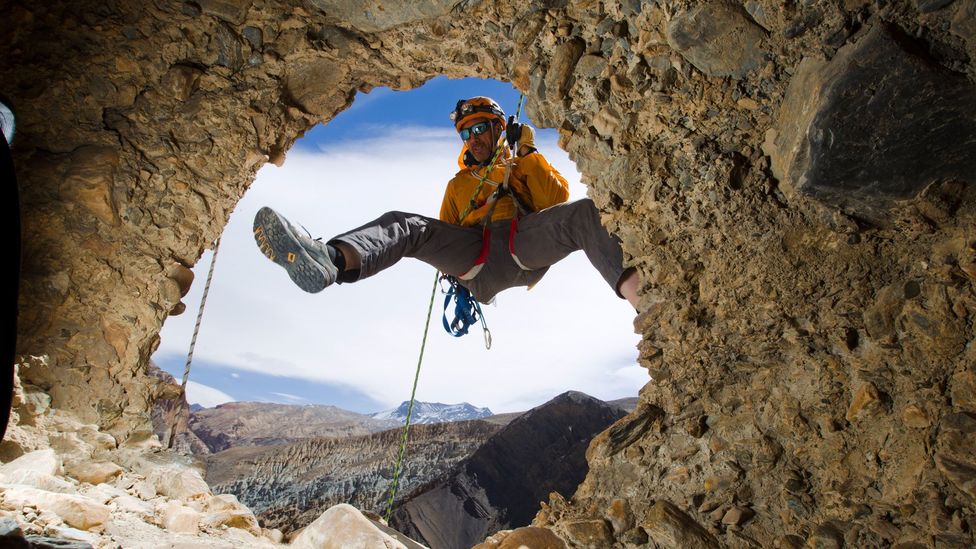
[455,176,532,282]
[167,237,221,448]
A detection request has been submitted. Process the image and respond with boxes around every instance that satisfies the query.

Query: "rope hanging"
[167,237,221,448]
[383,273,439,521]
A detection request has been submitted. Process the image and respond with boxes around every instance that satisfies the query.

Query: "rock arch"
[3,0,975,546]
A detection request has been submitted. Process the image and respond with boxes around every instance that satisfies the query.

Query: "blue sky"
[296,77,524,145]
[153,77,644,414]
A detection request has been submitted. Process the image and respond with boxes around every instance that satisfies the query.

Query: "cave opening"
[2,0,975,546]
[152,76,643,420]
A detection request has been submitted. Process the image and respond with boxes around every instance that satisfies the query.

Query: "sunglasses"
[459,121,491,141]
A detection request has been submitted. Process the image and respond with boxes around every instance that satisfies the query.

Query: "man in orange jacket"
[254,96,638,306]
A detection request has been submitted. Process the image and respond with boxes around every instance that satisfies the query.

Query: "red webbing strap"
[458,223,491,280]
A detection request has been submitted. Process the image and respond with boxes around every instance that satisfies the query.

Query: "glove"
[505,116,522,149]
[506,116,536,155]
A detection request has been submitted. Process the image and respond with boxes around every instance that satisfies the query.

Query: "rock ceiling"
[2,0,975,546]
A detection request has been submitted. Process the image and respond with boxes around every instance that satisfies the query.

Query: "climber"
[253,96,639,307]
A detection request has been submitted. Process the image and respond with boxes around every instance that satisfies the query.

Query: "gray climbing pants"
[330,199,628,303]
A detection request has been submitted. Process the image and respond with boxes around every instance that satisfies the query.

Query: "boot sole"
[253,207,330,293]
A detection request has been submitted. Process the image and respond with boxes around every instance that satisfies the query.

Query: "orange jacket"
[439,150,570,226]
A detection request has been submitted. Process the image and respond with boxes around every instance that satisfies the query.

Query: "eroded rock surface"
[764,23,976,224]
[2,0,975,547]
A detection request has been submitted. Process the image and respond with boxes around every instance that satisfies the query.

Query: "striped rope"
[167,237,221,448]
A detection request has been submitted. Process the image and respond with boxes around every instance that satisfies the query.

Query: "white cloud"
[155,129,645,413]
[185,381,235,408]
[271,392,307,402]
[230,372,240,379]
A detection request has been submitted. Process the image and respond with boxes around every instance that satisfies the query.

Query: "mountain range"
[204,419,502,532]
[371,401,493,424]
[194,393,635,538]
[187,401,401,453]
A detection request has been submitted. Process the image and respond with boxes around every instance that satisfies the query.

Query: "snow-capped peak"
[371,401,493,424]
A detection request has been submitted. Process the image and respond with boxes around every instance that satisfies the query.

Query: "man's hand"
[505,116,522,149]
[506,116,536,156]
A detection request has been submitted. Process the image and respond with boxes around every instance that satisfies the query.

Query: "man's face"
[459,117,498,164]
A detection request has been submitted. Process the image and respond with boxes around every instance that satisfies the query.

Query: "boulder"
[473,526,567,549]
[57,146,120,227]
[642,500,720,549]
[2,486,109,531]
[47,432,95,466]
[606,498,634,534]
[563,519,613,546]
[107,492,154,520]
[846,382,882,422]
[951,362,976,411]
[159,500,201,534]
[1,470,76,493]
[666,3,766,79]
[147,465,211,502]
[290,504,411,549]
[935,413,976,500]
[65,462,123,485]
[285,58,349,117]
[0,449,61,477]
[21,536,93,549]
[40,524,101,546]
[303,0,457,32]
[764,24,976,224]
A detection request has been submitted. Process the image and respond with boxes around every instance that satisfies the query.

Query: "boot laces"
[298,223,322,242]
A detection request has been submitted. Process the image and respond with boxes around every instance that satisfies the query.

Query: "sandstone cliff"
[3,0,975,547]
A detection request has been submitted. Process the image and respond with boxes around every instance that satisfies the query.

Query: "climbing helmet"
[450,96,506,132]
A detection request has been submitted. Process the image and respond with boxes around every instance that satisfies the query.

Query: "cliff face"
[3,1,975,547]
[390,391,626,549]
[205,419,500,533]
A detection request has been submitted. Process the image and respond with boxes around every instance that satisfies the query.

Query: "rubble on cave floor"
[0,362,428,549]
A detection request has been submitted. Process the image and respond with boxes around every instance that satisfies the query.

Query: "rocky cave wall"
[2,0,975,547]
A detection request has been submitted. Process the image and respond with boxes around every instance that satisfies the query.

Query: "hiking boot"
[253,207,338,293]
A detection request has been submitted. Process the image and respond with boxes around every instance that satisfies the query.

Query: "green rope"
[384,272,439,522]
